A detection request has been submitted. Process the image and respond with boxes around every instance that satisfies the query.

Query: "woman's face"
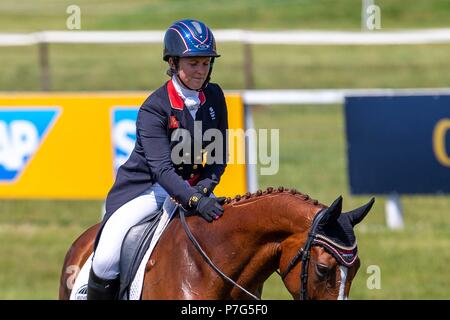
[170,56,211,90]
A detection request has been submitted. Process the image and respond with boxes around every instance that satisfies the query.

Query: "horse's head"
[280,196,375,300]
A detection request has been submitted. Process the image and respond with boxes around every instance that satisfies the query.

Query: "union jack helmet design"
[163,19,220,61]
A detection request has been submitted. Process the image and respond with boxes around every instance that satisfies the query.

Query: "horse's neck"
[226,193,317,240]
[222,193,320,292]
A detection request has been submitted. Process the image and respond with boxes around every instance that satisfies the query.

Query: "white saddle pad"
[70,197,178,300]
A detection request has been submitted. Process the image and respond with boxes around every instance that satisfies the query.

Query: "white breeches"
[92,183,168,280]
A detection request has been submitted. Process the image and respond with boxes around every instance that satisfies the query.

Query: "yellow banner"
[0,93,246,199]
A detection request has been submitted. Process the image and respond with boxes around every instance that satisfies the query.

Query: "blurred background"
[0,0,449,299]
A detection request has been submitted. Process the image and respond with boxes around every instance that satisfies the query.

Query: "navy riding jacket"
[103,80,228,221]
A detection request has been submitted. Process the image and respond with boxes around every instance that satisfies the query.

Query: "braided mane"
[224,186,324,207]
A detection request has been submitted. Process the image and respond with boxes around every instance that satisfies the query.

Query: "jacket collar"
[199,90,206,105]
[167,79,206,110]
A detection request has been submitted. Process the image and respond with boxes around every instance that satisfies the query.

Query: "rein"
[281,208,326,300]
[179,208,260,300]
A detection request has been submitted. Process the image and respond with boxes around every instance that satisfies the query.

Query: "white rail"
[2,29,450,46]
[241,88,450,105]
[3,29,450,91]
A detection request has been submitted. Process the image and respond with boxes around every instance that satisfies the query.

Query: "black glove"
[188,193,224,223]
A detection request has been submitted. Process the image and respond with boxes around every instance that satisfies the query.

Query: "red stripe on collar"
[167,79,184,110]
[199,91,206,105]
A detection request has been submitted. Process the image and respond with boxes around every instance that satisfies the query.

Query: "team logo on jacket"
[169,115,179,129]
[0,108,60,183]
[209,107,216,120]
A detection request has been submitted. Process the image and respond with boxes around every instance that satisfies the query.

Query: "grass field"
[2,43,450,91]
[1,0,450,32]
[0,0,449,300]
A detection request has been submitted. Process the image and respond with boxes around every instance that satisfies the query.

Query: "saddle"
[117,196,181,300]
[118,208,163,300]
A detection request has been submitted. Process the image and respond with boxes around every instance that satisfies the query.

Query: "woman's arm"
[137,103,197,207]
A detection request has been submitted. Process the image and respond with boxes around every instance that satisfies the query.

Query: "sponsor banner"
[0,108,60,183]
[111,108,138,173]
[345,95,450,194]
[0,93,246,199]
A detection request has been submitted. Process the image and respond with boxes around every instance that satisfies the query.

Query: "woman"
[87,19,228,300]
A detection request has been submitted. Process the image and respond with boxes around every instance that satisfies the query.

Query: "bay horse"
[59,187,374,300]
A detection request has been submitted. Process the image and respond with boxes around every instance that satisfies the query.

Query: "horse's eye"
[315,264,331,279]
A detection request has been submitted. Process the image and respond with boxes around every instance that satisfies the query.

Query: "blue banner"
[345,95,450,194]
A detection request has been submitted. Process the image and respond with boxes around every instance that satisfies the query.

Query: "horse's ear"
[347,197,375,226]
[320,196,343,225]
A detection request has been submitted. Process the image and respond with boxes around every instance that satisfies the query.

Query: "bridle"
[180,206,327,300]
[278,208,326,300]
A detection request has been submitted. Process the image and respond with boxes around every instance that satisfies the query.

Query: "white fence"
[2,29,450,46]
[242,88,450,105]
[2,29,450,90]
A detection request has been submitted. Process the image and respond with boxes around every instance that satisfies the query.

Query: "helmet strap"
[200,57,215,90]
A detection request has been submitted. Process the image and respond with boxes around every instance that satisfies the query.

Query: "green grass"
[2,0,450,92]
[0,200,102,299]
[2,43,450,91]
[1,0,450,32]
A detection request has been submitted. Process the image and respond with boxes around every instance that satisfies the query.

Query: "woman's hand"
[188,193,224,222]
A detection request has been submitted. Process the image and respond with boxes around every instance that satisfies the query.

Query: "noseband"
[279,208,326,300]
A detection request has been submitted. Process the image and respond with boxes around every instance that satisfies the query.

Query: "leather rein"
[278,208,326,300]
[179,207,326,300]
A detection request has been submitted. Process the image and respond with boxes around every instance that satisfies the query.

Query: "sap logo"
[0,109,60,182]
[112,108,138,173]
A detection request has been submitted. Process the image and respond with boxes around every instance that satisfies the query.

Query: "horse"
[59,187,374,300]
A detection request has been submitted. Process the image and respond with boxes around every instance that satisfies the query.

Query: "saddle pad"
[69,252,93,300]
[69,198,178,300]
